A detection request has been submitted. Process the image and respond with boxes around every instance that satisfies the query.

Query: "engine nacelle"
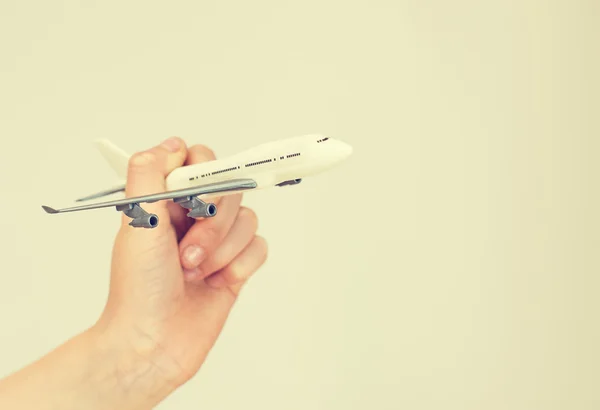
[174,196,217,219]
[130,214,159,229]
[116,203,160,229]
[187,202,218,218]
[276,178,302,187]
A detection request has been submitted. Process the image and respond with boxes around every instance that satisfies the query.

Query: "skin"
[0,137,268,409]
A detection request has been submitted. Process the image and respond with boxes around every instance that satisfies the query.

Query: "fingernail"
[162,137,181,152]
[205,273,226,288]
[183,245,204,267]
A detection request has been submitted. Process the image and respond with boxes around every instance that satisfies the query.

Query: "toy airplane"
[42,134,352,228]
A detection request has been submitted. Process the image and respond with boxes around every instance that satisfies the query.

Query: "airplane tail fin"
[75,139,130,202]
[94,139,130,179]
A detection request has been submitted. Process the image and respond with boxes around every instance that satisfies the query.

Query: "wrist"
[84,322,182,409]
[0,323,178,410]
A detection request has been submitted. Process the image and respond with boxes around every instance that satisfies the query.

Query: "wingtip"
[42,205,59,214]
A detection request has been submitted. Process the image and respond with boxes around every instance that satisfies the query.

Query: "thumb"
[123,136,187,230]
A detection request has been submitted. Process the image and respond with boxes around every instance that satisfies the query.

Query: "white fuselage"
[164,134,352,198]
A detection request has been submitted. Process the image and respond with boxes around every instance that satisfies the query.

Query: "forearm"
[0,326,175,410]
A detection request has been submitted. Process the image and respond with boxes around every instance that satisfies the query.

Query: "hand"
[0,136,267,410]
[94,137,268,404]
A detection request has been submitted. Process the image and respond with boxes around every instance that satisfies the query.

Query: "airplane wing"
[42,178,257,228]
[75,183,127,202]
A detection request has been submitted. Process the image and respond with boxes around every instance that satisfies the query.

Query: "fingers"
[183,207,258,282]
[204,236,268,295]
[168,200,194,241]
[185,144,216,165]
[123,136,187,231]
[178,193,243,270]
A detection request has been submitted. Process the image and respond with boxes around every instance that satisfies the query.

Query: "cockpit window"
[317,137,329,143]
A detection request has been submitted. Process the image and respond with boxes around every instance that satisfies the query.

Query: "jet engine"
[174,196,218,218]
[276,178,302,187]
[187,201,218,218]
[130,214,159,229]
[116,203,159,229]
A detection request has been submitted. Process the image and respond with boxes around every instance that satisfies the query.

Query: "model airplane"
[42,134,352,228]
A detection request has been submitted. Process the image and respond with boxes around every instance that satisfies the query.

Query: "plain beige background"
[0,1,598,409]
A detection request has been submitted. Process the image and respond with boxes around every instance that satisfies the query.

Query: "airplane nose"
[339,141,353,158]
[325,139,352,163]
[342,141,353,156]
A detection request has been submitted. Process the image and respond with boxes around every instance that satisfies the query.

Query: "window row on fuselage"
[246,158,272,167]
[212,166,238,175]
[188,152,302,181]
